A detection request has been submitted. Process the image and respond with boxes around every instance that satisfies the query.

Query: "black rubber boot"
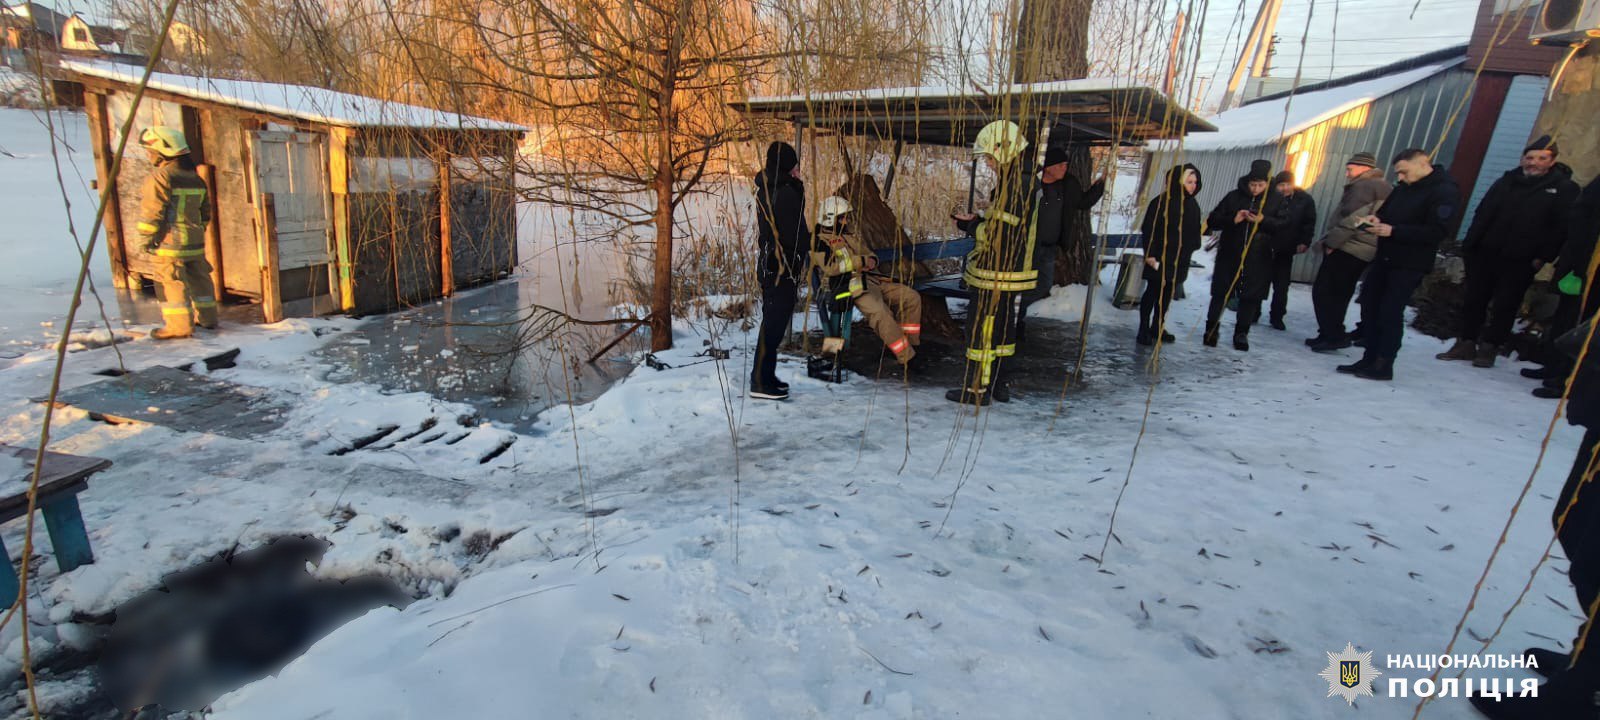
[1353,356,1394,381]
[1337,356,1374,375]
[1473,343,1499,368]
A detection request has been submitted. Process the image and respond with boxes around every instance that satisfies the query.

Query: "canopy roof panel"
[735,79,1215,147]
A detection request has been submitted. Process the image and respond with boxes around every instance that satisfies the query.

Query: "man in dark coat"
[1529,176,1600,398]
[1437,135,1580,368]
[1337,149,1461,381]
[1137,163,1201,345]
[1307,152,1391,351]
[1264,170,1318,330]
[750,141,809,400]
[1475,197,1600,717]
[1017,145,1104,343]
[1205,159,1279,351]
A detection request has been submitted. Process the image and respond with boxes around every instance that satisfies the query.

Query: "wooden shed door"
[251,131,332,271]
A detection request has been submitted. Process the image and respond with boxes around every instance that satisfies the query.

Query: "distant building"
[1,2,133,66]
[1146,45,1474,282]
[1241,74,1325,103]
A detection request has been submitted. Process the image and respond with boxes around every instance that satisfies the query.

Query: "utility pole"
[1253,32,1281,78]
[1163,11,1187,96]
[1219,0,1284,111]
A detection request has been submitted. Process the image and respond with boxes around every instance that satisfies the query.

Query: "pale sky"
[1186,0,1483,108]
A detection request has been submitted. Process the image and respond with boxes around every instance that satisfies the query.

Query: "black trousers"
[1460,250,1538,346]
[1268,250,1296,322]
[964,286,1019,389]
[1016,250,1055,338]
[1175,247,1196,290]
[751,278,797,388]
[1207,246,1272,337]
[1557,429,1600,673]
[1311,249,1369,341]
[1139,263,1178,336]
[1357,263,1426,361]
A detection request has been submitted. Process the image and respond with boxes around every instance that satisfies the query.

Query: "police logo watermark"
[1320,643,1381,705]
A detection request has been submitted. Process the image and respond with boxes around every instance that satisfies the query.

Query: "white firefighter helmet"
[139,127,189,158]
[818,196,853,229]
[973,120,1026,165]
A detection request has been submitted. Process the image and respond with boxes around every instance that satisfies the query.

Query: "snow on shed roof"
[739,78,1213,147]
[61,60,527,132]
[1178,59,1463,152]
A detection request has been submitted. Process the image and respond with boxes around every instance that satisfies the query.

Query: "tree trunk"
[651,161,674,352]
[650,33,682,352]
[1016,0,1095,286]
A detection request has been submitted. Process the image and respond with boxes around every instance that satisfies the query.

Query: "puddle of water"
[87,537,408,716]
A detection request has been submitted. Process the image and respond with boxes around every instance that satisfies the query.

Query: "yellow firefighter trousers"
[155,256,218,335]
[857,278,922,363]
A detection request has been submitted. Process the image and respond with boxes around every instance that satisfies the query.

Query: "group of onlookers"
[1138,147,1461,381]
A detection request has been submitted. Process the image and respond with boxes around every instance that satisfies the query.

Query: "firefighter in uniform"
[136,126,216,340]
[947,120,1040,406]
[810,196,922,365]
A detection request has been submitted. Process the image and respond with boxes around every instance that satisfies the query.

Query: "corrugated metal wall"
[1459,75,1549,239]
[1146,67,1476,282]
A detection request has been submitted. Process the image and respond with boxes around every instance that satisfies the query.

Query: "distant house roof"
[3,1,71,37]
[736,78,1215,147]
[1180,49,1467,152]
[62,60,527,132]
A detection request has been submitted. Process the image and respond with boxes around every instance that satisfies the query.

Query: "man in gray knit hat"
[1306,152,1391,352]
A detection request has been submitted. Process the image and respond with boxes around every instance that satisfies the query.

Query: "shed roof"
[735,78,1214,147]
[1178,56,1465,152]
[61,60,527,132]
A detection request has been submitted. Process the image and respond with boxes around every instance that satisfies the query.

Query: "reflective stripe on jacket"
[138,162,210,258]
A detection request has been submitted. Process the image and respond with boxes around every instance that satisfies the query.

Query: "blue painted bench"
[870,233,1143,299]
[0,444,106,606]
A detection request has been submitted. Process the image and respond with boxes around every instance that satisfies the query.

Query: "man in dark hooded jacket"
[1137,163,1202,345]
[1264,171,1317,330]
[1205,159,1279,351]
[1337,149,1461,381]
[750,141,809,400]
[1437,135,1579,369]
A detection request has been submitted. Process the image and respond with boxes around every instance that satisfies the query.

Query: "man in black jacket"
[1265,171,1318,331]
[1205,159,1279,351]
[1530,177,1600,398]
[1337,149,1461,381]
[1475,193,1600,718]
[750,141,809,400]
[1017,146,1104,343]
[1437,136,1579,368]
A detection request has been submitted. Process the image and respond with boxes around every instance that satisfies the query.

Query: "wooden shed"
[61,60,526,320]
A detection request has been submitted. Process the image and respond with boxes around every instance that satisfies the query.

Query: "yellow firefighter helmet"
[139,126,190,158]
[818,196,853,229]
[973,120,1027,166]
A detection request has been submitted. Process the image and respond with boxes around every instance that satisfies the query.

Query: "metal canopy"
[734,79,1216,148]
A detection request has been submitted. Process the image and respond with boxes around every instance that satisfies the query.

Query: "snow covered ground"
[0,107,1588,719]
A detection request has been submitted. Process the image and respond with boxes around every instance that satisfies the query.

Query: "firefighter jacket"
[811,226,874,302]
[959,165,1041,293]
[137,161,210,259]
